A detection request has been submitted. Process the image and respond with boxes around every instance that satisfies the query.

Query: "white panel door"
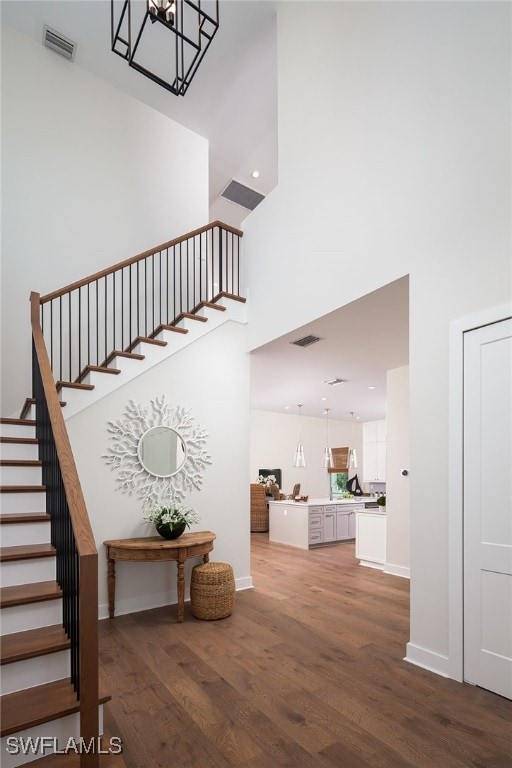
[464,318,512,699]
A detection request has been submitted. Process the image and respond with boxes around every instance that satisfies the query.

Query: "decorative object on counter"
[293,404,306,467]
[297,495,309,502]
[322,408,334,468]
[143,504,201,539]
[377,495,386,506]
[287,482,301,500]
[348,411,358,470]
[190,561,235,620]
[103,396,211,510]
[250,483,269,532]
[270,483,284,500]
[346,474,363,496]
[258,473,277,496]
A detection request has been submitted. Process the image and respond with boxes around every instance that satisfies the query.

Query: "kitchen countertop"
[269,497,365,506]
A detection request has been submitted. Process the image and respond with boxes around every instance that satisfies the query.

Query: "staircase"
[0,419,110,767]
[0,220,245,765]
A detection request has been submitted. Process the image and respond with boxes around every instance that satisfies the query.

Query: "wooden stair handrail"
[39,220,244,304]
[30,291,99,767]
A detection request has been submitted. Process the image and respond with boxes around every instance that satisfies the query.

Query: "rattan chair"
[250,483,269,532]
[288,483,301,499]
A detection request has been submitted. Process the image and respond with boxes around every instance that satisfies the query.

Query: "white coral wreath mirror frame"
[103,396,211,510]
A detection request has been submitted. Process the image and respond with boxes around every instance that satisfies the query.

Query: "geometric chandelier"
[111,0,220,96]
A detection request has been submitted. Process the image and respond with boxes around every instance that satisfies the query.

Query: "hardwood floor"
[99,535,512,768]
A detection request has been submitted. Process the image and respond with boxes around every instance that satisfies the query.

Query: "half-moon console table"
[104,531,216,622]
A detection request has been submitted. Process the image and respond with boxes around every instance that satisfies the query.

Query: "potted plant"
[258,474,277,496]
[377,495,386,507]
[143,503,201,539]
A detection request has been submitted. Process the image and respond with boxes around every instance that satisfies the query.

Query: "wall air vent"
[291,335,321,348]
[43,25,77,61]
[220,180,265,211]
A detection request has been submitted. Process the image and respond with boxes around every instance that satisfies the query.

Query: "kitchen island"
[269,498,365,549]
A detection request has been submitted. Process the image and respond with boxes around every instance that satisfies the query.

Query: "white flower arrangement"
[143,504,201,530]
[258,474,277,488]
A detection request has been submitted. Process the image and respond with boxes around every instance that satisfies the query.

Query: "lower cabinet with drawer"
[270,500,363,549]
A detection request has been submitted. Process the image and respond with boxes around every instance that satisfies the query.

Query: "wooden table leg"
[107,557,116,619]
[177,553,185,623]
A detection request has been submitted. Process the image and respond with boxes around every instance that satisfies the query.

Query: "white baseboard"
[404,642,451,678]
[384,562,410,579]
[98,576,253,620]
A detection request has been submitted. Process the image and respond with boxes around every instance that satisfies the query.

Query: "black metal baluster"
[104,276,107,366]
[144,258,147,337]
[68,293,72,382]
[78,288,82,379]
[59,298,63,383]
[96,281,99,366]
[137,261,140,337]
[113,270,116,357]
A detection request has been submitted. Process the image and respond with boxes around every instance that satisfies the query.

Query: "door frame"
[448,302,512,682]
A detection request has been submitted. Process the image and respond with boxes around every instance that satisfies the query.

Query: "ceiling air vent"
[291,335,321,348]
[43,25,77,61]
[221,180,265,211]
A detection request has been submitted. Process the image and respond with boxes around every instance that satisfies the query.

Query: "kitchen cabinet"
[355,511,386,569]
[363,419,387,482]
[269,499,363,549]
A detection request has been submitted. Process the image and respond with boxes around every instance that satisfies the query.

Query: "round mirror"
[137,426,186,478]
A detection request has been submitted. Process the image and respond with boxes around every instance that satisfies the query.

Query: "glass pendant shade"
[349,448,358,470]
[293,443,306,468]
[293,404,306,467]
[322,446,334,469]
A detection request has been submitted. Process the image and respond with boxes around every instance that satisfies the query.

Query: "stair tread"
[102,350,145,366]
[0,436,38,445]
[56,382,94,392]
[126,336,167,351]
[151,324,188,336]
[0,459,42,467]
[20,399,65,420]
[1,624,70,665]
[0,513,50,524]
[0,543,56,561]
[212,291,247,304]
[174,312,208,323]
[0,580,62,608]
[0,418,36,426]
[77,365,121,381]
[0,484,46,492]
[0,678,111,737]
[192,301,226,313]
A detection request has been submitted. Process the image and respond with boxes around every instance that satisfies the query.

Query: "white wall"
[385,366,410,577]
[66,320,250,619]
[244,3,511,673]
[1,25,209,415]
[250,409,362,499]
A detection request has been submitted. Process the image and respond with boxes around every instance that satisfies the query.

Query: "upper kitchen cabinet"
[363,420,387,482]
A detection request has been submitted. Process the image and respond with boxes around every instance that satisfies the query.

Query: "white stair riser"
[0,494,46,515]
[0,425,35,440]
[1,557,56,587]
[0,709,107,768]
[0,466,42,485]
[0,522,50,547]
[1,599,62,634]
[0,650,70,695]
[0,444,39,462]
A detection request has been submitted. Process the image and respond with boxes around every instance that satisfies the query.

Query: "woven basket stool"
[190,562,235,620]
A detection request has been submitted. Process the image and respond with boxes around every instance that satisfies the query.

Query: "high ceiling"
[2,1,410,422]
[1,0,278,228]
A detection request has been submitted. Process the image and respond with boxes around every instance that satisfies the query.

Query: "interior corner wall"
[65,320,250,619]
[385,365,410,574]
[0,24,208,416]
[243,3,511,671]
[250,409,362,499]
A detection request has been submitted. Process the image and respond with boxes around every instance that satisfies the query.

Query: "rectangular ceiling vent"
[43,25,77,61]
[291,335,321,348]
[221,180,265,211]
